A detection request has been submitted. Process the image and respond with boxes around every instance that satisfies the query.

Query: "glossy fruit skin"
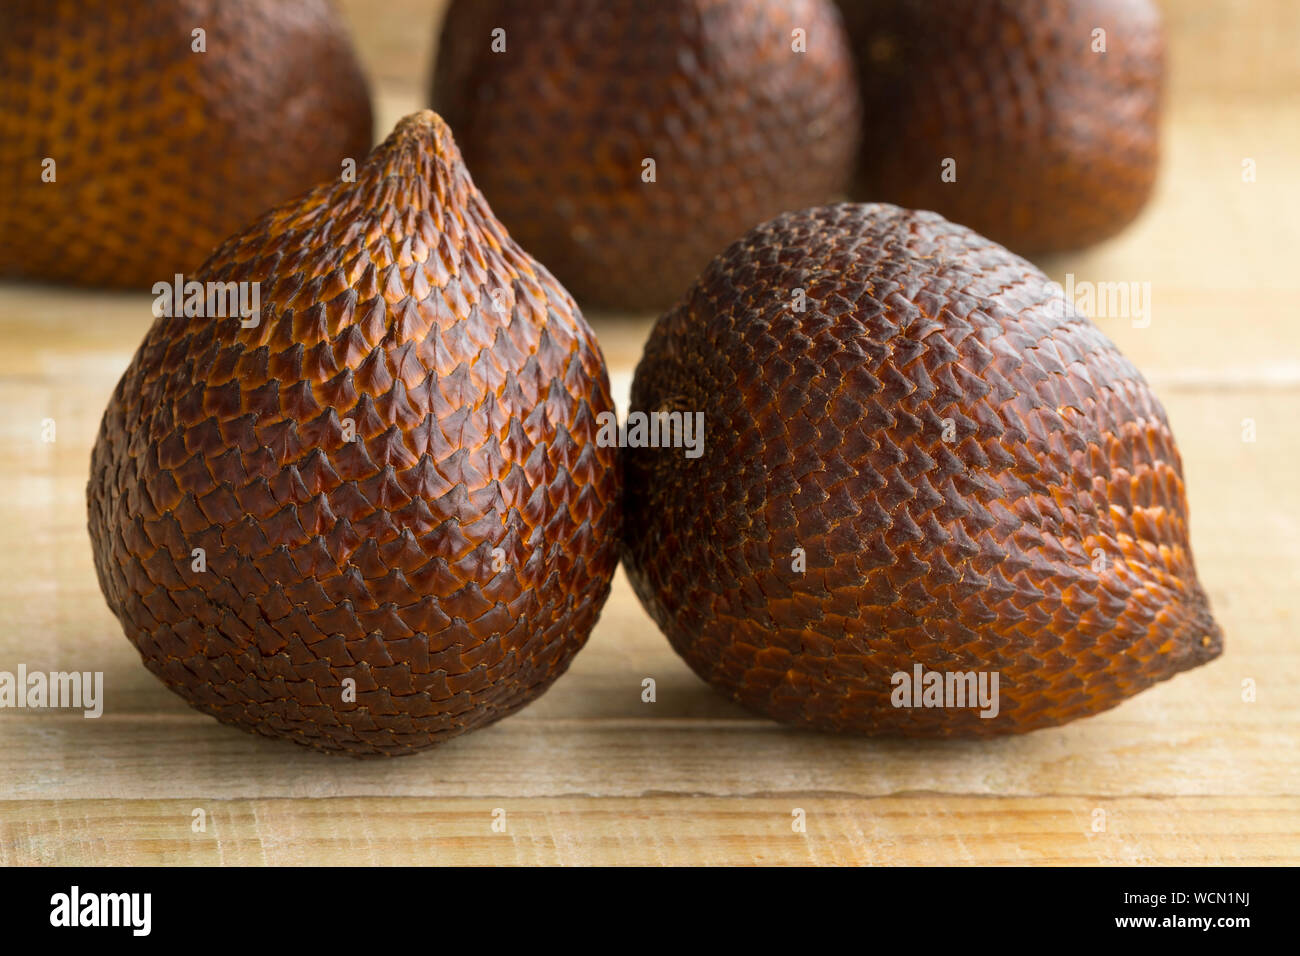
[835,0,1163,255]
[623,203,1221,736]
[432,0,862,312]
[0,0,372,290]
[87,112,621,756]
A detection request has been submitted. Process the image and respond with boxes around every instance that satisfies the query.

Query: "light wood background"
[1,0,1297,866]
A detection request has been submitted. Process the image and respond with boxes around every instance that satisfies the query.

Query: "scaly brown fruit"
[432,0,862,312]
[835,0,1163,255]
[87,112,621,756]
[623,203,1221,736]
[0,0,372,289]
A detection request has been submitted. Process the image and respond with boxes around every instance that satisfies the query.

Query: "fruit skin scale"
[622,203,1222,736]
[87,112,621,756]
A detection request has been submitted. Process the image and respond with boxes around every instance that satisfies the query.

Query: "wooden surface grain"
[1,0,1298,866]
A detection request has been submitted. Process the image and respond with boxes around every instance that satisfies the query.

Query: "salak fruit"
[834,0,1164,255]
[622,203,1221,736]
[87,112,622,755]
[0,0,373,289]
[432,0,862,311]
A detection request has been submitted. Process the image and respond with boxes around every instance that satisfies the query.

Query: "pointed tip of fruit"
[1174,584,1226,670]
[389,109,458,156]
[355,109,486,221]
[393,108,453,134]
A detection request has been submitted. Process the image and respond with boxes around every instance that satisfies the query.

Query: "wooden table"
[1,0,1297,865]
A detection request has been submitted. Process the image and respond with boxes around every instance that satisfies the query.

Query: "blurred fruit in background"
[835,0,1164,256]
[432,0,862,312]
[0,0,373,290]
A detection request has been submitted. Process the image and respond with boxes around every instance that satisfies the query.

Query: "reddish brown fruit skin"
[0,0,372,290]
[623,203,1221,736]
[87,112,621,756]
[432,0,862,312]
[835,0,1163,255]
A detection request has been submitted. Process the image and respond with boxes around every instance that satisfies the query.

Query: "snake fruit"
[87,112,621,755]
[432,0,862,312]
[622,203,1221,736]
[835,0,1163,255]
[0,0,372,289]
